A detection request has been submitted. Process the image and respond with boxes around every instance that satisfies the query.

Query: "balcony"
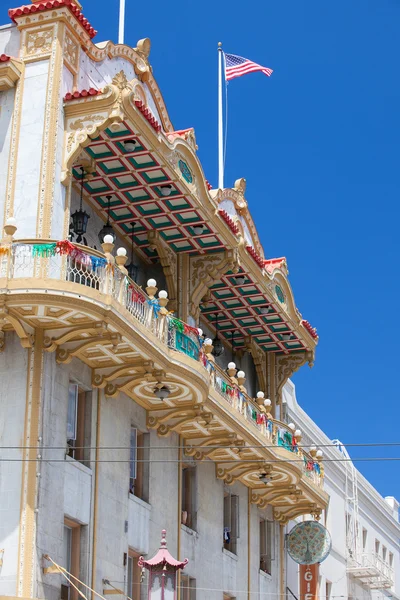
[0,237,327,522]
[347,553,394,589]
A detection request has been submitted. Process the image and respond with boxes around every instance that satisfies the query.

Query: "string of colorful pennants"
[13,240,109,272]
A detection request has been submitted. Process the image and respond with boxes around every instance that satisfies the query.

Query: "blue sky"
[3,0,400,499]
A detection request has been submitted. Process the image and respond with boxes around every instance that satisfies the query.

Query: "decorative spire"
[160,529,167,548]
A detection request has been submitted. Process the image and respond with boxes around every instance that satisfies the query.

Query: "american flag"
[224,53,273,81]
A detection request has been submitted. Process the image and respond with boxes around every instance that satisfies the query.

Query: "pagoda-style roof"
[138,530,188,570]
[9,0,97,38]
[62,73,318,357]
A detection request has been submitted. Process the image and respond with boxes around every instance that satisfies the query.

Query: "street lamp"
[138,530,188,600]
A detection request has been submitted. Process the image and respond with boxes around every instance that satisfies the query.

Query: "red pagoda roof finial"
[138,529,188,570]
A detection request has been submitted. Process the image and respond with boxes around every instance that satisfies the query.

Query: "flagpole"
[118,0,125,44]
[218,42,224,190]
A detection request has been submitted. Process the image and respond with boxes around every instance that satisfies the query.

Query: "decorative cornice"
[134,99,161,132]
[246,244,264,269]
[301,319,318,340]
[264,257,288,276]
[8,0,97,38]
[0,56,22,91]
[64,87,102,101]
[219,209,240,235]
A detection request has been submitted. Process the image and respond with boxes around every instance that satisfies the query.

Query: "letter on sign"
[299,564,319,600]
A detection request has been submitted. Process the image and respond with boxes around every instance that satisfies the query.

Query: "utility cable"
[2,456,400,463]
[2,441,400,450]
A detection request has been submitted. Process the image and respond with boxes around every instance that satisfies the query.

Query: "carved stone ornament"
[189,249,240,319]
[275,351,314,401]
[64,30,79,72]
[25,27,54,57]
[244,336,266,392]
[147,231,177,310]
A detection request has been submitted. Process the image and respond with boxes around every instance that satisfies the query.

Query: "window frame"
[181,465,197,531]
[127,549,143,600]
[129,427,150,502]
[362,528,367,552]
[62,519,81,600]
[325,580,332,600]
[180,574,196,600]
[67,383,91,465]
[223,492,239,555]
[259,518,274,575]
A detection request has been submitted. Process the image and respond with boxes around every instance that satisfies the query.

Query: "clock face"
[287,521,332,565]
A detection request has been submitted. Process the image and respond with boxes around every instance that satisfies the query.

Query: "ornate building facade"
[0,1,377,599]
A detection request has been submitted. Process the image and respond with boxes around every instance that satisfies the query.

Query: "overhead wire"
[1,456,400,463]
[1,441,400,450]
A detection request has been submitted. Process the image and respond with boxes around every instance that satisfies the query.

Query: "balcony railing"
[208,361,323,486]
[1,239,323,488]
[347,552,394,588]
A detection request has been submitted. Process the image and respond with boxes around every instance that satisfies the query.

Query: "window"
[326,581,332,600]
[362,528,367,551]
[127,551,143,600]
[382,546,387,562]
[345,512,350,535]
[181,466,197,530]
[389,552,394,568]
[129,427,150,502]
[180,575,196,600]
[61,520,81,600]
[67,383,91,465]
[223,492,239,554]
[375,539,380,556]
[259,519,274,575]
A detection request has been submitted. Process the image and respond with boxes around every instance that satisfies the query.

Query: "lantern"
[138,530,188,600]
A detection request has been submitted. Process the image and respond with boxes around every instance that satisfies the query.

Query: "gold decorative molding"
[23,26,55,58]
[275,351,314,404]
[184,433,240,461]
[43,321,108,352]
[82,37,173,132]
[251,485,302,510]
[273,502,321,525]
[92,359,155,388]
[189,249,240,320]
[0,307,33,349]
[147,230,177,311]
[216,461,271,486]
[147,404,212,437]
[55,332,121,364]
[244,336,266,392]
[36,22,64,238]
[0,58,22,91]
[3,60,25,224]
[211,180,264,257]
[18,330,44,595]
[64,29,80,74]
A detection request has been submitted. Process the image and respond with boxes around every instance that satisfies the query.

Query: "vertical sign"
[299,564,319,600]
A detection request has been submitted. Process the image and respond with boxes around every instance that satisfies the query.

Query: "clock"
[287,521,332,565]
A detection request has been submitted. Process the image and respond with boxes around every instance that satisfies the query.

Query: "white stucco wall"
[0,24,20,58]
[0,334,28,597]
[0,334,284,600]
[13,60,49,238]
[77,49,162,124]
[0,87,15,233]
